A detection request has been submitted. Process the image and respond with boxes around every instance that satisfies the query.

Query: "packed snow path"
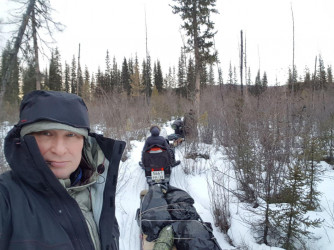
[115,127,232,250]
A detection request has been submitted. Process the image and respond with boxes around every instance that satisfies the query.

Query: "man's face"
[32,130,84,179]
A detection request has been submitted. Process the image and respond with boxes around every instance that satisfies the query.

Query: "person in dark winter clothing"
[141,126,179,168]
[171,118,184,137]
[0,90,126,250]
[142,125,169,152]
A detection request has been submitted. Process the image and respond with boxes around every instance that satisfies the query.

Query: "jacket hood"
[17,90,90,131]
[4,127,58,192]
[4,125,123,193]
[150,126,160,137]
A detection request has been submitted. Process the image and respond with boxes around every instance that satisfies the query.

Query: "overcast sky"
[1,0,333,85]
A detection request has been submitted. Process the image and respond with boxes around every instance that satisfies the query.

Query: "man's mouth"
[46,161,68,168]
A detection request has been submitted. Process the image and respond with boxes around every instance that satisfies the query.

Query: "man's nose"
[50,137,67,155]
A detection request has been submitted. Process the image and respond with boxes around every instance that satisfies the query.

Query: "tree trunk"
[240,30,243,96]
[193,1,200,118]
[32,8,41,90]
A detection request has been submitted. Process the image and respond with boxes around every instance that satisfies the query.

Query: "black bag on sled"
[171,220,221,250]
[141,185,171,241]
[139,185,222,249]
[166,185,198,221]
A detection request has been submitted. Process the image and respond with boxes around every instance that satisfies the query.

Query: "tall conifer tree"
[71,56,77,94]
[177,48,187,95]
[186,57,195,100]
[130,55,143,97]
[82,65,90,101]
[1,42,20,105]
[121,57,131,96]
[22,60,36,95]
[171,0,218,113]
[48,48,62,91]
[154,60,163,93]
[64,62,70,93]
[105,50,111,93]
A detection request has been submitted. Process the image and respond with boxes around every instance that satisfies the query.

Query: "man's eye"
[67,133,79,137]
[39,131,51,136]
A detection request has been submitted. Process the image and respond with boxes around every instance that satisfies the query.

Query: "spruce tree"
[171,0,218,113]
[200,63,208,89]
[1,42,20,106]
[288,66,298,92]
[22,60,36,95]
[77,63,83,96]
[317,55,327,90]
[154,60,163,93]
[82,66,90,101]
[64,62,70,93]
[218,67,223,85]
[208,64,215,85]
[272,162,322,249]
[90,73,95,96]
[95,67,104,97]
[142,55,152,104]
[48,48,62,91]
[304,67,311,88]
[105,50,111,93]
[165,67,173,89]
[43,68,49,90]
[71,56,77,94]
[262,72,268,90]
[130,55,143,97]
[121,57,131,96]
[227,63,233,85]
[327,65,333,84]
[247,68,252,86]
[111,56,121,93]
[177,48,187,95]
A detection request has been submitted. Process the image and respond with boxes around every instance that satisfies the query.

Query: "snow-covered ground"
[116,123,334,250]
[1,120,334,249]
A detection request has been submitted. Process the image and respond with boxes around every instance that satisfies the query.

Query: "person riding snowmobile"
[141,125,179,168]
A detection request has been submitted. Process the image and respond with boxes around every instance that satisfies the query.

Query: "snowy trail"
[115,125,334,250]
[116,134,232,250]
[117,140,146,250]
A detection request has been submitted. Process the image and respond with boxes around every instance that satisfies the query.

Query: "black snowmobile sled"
[139,144,180,186]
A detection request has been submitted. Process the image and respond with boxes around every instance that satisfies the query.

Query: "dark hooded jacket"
[0,91,126,250]
[142,126,169,153]
[172,118,184,137]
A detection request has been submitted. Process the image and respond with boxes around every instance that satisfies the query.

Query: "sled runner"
[135,185,223,250]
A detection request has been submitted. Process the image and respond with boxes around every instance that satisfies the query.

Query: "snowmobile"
[135,184,223,250]
[139,144,180,186]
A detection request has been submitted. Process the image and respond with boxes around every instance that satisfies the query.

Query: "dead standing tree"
[1,0,63,108]
[240,30,244,96]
